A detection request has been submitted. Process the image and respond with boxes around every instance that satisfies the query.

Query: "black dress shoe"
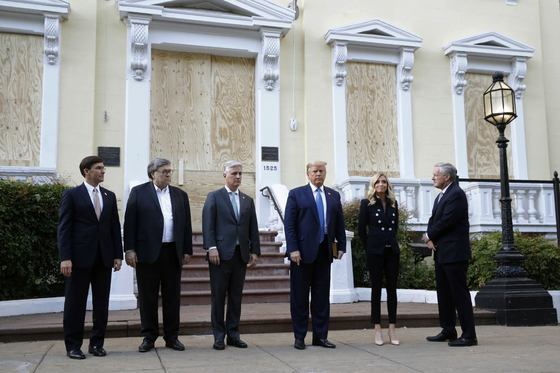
[139,339,154,353]
[294,338,305,350]
[88,346,106,356]
[312,339,336,348]
[426,332,457,342]
[226,337,248,348]
[448,337,478,347]
[67,350,86,360]
[213,339,225,350]
[165,339,185,351]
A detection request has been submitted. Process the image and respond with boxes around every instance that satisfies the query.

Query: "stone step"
[181,275,290,292]
[186,252,286,266]
[179,288,291,306]
[183,264,290,278]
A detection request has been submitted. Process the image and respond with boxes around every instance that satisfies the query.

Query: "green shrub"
[0,180,70,300]
[343,198,435,290]
[469,230,560,290]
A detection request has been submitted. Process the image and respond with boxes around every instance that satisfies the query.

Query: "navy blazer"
[57,183,123,269]
[123,181,193,269]
[427,182,471,264]
[358,198,399,255]
[284,184,346,264]
[202,187,260,263]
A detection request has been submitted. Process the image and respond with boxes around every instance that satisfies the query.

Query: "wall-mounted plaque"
[98,147,120,167]
[262,147,279,162]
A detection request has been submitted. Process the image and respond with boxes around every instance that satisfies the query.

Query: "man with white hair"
[202,160,260,350]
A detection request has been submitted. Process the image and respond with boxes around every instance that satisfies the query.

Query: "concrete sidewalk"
[1,325,559,373]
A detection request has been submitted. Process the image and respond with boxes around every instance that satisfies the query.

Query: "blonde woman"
[358,173,400,346]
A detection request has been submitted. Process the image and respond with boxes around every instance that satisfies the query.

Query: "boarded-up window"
[0,33,43,167]
[346,62,399,178]
[150,50,255,229]
[464,72,513,179]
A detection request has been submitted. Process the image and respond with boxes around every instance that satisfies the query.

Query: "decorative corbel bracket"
[510,58,527,99]
[331,41,347,86]
[44,14,61,65]
[128,16,151,81]
[398,48,415,91]
[261,28,281,91]
[450,53,468,95]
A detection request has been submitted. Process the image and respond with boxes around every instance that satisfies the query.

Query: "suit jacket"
[57,183,123,269]
[123,181,193,269]
[202,187,260,263]
[427,181,471,264]
[284,184,346,264]
[358,198,399,255]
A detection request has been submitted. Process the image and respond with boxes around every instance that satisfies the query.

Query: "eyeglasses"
[156,170,174,176]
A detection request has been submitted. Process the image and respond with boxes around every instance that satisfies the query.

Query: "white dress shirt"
[154,183,174,243]
[84,181,103,213]
[310,183,327,231]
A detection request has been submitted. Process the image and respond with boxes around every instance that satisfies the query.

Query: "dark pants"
[63,252,112,351]
[435,260,476,339]
[367,248,400,324]
[209,246,247,341]
[290,237,331,340]
[136,242,182,343]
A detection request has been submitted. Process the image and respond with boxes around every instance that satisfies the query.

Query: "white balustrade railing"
[333,177,558,234]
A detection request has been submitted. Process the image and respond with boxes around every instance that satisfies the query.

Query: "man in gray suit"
[202,160,260,350]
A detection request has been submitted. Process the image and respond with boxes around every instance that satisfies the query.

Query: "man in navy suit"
[284,161,346,350]
[124,158,193,353]
[57,156,123,359]
[202,160,260,350]
[423,162,477,347]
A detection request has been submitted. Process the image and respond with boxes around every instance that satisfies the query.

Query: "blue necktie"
[230,192,239,221]
[316,188,324,243]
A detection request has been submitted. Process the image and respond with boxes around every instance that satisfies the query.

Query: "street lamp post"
[474,72,557,326]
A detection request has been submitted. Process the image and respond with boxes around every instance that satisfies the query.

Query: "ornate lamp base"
[475,277,558,326]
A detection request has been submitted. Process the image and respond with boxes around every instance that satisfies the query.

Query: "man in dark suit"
[284,161,346,350]
[58,156,123,360]
[423,162,477,347]
[124,158,193,353]
[202,160,260,350]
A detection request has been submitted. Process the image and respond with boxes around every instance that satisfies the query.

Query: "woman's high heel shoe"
[388,331,400,346]
[374,330,384,346]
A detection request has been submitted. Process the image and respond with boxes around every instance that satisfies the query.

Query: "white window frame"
[443,31,534,180]
[325,18,422,185]
[0,0,70,179]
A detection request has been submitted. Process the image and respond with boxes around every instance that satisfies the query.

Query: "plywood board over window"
[464,73,513,179]
[150,50,255,229]
[0,33,43,167]
[346,62,399,179]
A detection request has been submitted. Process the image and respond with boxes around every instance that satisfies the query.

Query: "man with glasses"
[124,158,193,352]
[58,156,123,359]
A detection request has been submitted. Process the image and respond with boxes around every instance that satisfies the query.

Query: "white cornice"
[325,18,422,50]
[0,0,70,18]
[443,30,534,59]
[117,0,294,33]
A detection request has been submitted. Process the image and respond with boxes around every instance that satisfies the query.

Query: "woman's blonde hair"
[366,173,396,207]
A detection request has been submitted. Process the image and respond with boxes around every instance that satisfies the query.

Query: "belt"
[161,242,175,248]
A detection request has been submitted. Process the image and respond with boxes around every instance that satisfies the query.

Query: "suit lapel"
[238,191,247,220]
[78,183,97,220]
[324,187,334,226]
[433,182,453,216]
[148,182,162,213]
[98,186,109,221]
[220,187,237,221]
[305,184,320,224]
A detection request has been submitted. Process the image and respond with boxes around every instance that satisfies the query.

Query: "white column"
[396,48,416,179]
[508,58,529,179]
[123,15,152,202]
[449,53,469,178]
[40,13,62,169]
[330,41,349,185]
[256,28,282,227]
[330,231,358,304]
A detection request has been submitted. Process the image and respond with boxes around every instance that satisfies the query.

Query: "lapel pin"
[104,192,107,196]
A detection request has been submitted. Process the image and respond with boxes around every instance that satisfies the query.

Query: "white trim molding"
[443,31,535,180]
[0,0,70,176]
[325,19,422,182]
[116,0,295,224]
